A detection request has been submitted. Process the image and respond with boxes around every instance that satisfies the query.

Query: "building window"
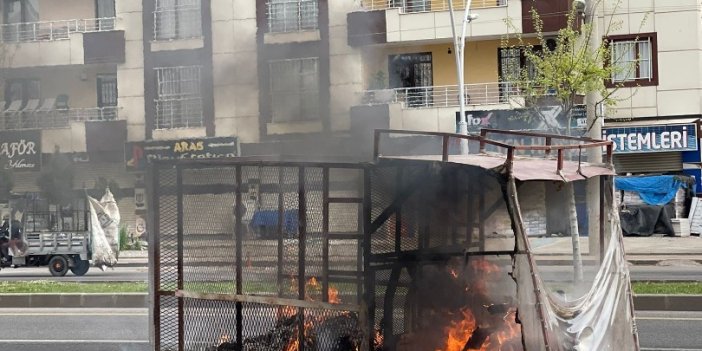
[155,66,203,129]
[266,0,318,33]
[608,33,658,87]
[153,0,202,40]
[2,0,39,42]
[269,58,319,123]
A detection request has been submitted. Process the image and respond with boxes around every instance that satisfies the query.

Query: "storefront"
[602,118,702,192]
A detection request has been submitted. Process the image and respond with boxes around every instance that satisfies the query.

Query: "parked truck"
[0,194,91,276]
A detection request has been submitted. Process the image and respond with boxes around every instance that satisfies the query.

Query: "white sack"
[97,188,121,257]
[88,196,117,268]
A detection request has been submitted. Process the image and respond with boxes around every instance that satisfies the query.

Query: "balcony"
[348,0,520,46]
[0,105,120,131]
[353,82,520,133]
[361,82,517,107]
[0,18,124,68]
[361,0,507,12]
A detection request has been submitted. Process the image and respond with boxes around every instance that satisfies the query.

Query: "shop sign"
[0,130,41,171]
[602,124,698,154]
[457,104,587,133]
[125,137,239,171]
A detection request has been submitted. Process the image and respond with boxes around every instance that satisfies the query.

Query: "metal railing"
[361,82,518,108]
[155,96,203,129]
[0,17,116,43]
[361,0,507,12]
[153,5,202,40]
[0,106,120,131]
[267,0,319,33]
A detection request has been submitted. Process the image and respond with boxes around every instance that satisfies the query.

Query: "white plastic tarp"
[88,193,118,268]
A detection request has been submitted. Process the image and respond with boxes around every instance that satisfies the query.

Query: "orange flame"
[470,259,500,275]
[284,320,315,351]
[218,333,231,345]
[442,308,478,351]
[329,285,341,304]
[374,329,384,348]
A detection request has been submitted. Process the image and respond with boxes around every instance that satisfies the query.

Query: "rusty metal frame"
[373,129,615,176]
[149,151,621,351]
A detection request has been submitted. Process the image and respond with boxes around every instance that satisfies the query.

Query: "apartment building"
[2,0,702,232]
[598,1,702,192]
[0,0,141,226]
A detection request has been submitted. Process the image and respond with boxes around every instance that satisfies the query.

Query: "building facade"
[2,0,702,232]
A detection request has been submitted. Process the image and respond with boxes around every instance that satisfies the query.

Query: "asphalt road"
[2,264,701,283]
[0,308,698,350]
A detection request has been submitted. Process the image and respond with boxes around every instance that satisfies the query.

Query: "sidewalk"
[531,235,702,265]
[118,235,702,267]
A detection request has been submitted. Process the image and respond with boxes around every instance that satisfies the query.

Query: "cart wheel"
[48,256,69,277]
[70,258,90,276]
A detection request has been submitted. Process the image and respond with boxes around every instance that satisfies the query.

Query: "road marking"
[0,340,148,344]
[636,316,702,321]
[0,312,147,316]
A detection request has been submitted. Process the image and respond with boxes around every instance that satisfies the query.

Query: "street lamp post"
[448,0,478,154]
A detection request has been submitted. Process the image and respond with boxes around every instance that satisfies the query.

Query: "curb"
[0,293,148,308]
[0,293,699,311]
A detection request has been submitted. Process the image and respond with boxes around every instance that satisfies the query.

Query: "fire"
[442,308,478,351]
[304,276,342,304]
[374,329,384,348]
[280,306,297,318]
[218,333,231,345]
[485,309,521,350]
[284,320,315,351]
[329,286,341,304]
[470,259,500,275]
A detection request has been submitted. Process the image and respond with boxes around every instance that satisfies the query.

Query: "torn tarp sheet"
[615,176,685,206]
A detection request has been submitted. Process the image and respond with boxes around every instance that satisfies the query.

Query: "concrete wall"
[39,0,94,21]
[210,0,259,143]
[360,39,526,89]
[115,0,145,142]
[384,0,520,43]
[329,1,364,132]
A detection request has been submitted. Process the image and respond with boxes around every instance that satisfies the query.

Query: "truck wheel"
[48,256,69,277]
[70,258,90,276]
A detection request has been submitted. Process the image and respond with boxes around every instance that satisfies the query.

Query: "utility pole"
[585,0,603,261]
[448,0,478,154]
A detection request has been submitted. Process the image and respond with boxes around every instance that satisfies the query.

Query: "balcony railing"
[0,106,120,131]
[361,0,507,13]
[361,82,518,108]
[267,0,319,33]
[0,18,116,43]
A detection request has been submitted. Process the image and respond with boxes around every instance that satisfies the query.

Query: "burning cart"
[149,129,639,351]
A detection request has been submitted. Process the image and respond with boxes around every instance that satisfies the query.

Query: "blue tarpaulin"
[615,176,686,206]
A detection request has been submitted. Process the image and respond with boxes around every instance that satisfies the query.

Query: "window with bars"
[609,34,656,86]
[269,58,319,123]
[154,66,203,129]
[266,0,318,33]
[154,0,202,40]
